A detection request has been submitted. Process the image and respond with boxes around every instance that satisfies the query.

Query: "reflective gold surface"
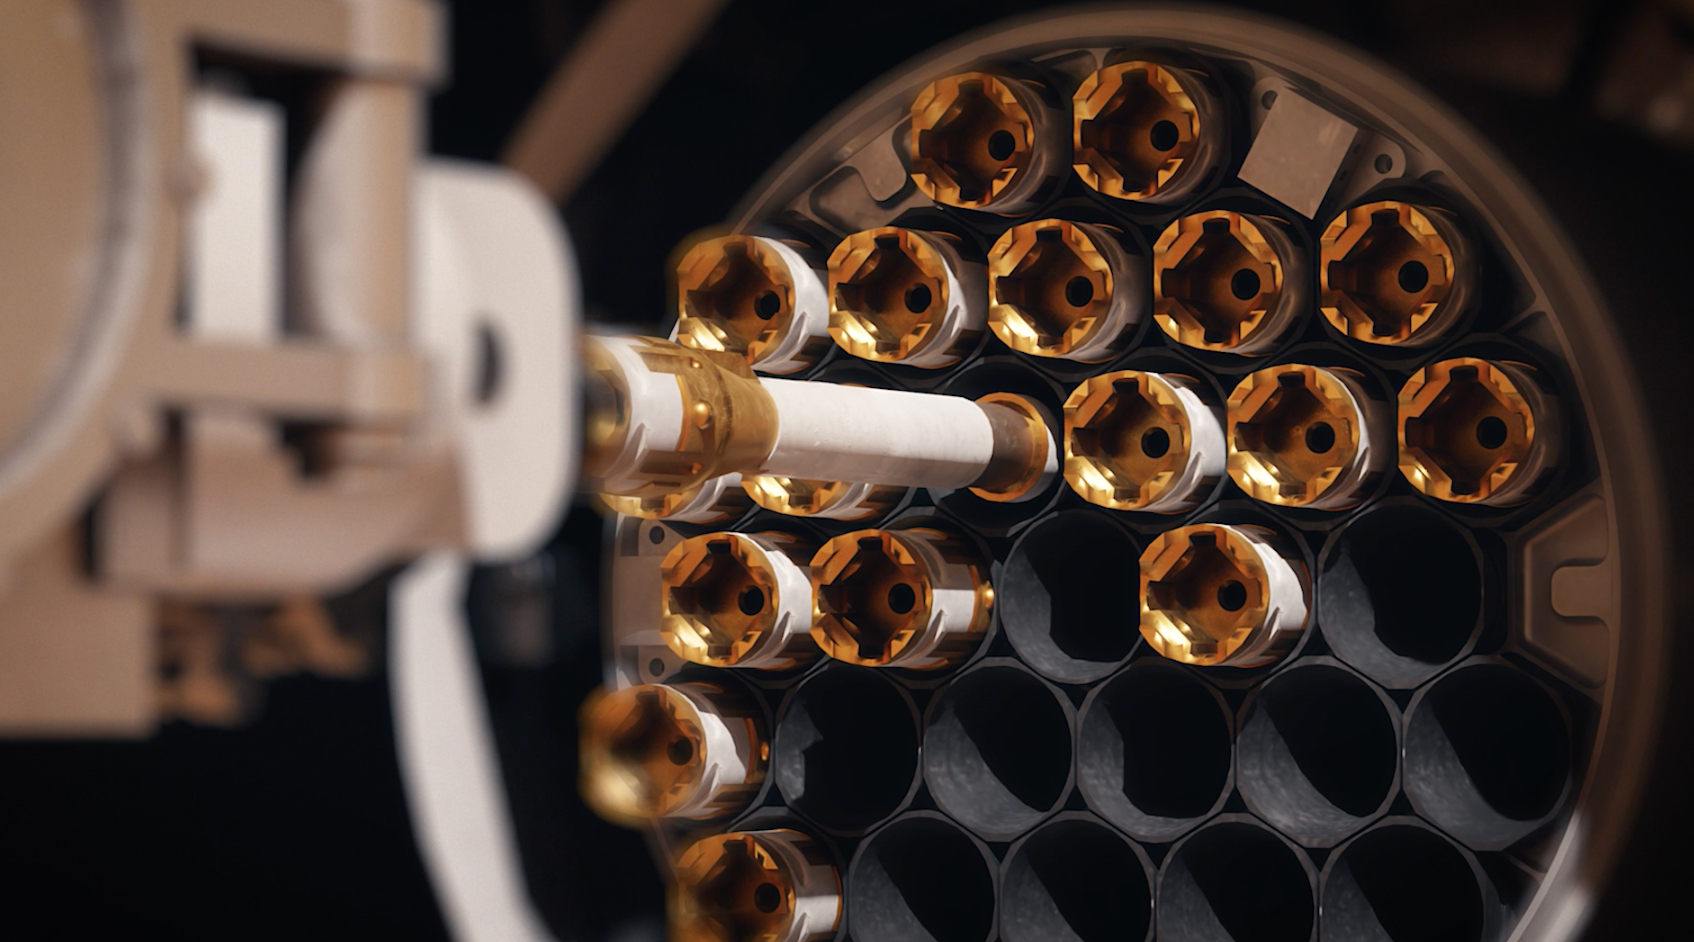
[827,228,953,363]
[602,477,752,522]
[1074,61,1203,201]
[1320,201,1462,344]
[580,684,712,823]
[910,72,1037,209]
[741,475,902,520]
[809,529,990,668]
[676,235,801,365]
[672,832,797,942]
[1140,524,1270,666]
[1153,211,1284,351]
[1399,358,1541,503]
[662,534,800,667]
[1227,365,1364,506]
[988,219,1118,358]
[970,392,1055,503]
[1063,371,1193,510]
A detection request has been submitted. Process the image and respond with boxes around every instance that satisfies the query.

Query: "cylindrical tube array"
[809,527,992,670]
[1227,364,1394,510]
[922,659,1074,841]
[661,531,819,670]
[579,681,766,824]
[1139,523,1309,668]
[1063,370,1226,513]
[671,828,841,942]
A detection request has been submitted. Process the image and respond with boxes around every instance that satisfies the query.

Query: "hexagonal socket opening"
[1322,202,1460,344]
[911,72,1035,208]
[1229,367,1360,505]
[1074,61,1203,200]
[663,535,779,666]
[1154,212,1283,350]
[1064,371,1191,510]
[1141,526,1269,665]
[1400,359,1536,502]
[829,229,949,361]
[673,833,795,942]
[581,685,705,820]
[677,236,795,362]
[989,221,1115,357]
[811,533,930,665]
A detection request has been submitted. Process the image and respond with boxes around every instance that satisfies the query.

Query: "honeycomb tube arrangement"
[1139,523,1309,668]
[660,531,819,670]
[809,527,992,670]
[579,681,766,824]
[670,829,841,942]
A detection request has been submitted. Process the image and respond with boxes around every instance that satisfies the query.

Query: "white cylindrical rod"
[758,378,997,488]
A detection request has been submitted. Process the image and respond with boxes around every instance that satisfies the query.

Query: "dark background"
[3,0,1691,938]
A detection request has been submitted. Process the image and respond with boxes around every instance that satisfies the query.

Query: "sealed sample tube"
[1398,357,1560,505]
[741,475,905,522]
[602,472,752,524]
[580,681,765,824]
[810,527,992,670]
[661,531,820,670]
[1227,364,1393,510]
[1140,523,1309,668]
[1073,60,1224,205]
[909,71,1070,215]
[1319,200,1472,346]
[674,234,832,374]
[1063,370,1226,513]
[585,335,1055,502]
[988,218,1146,362]
[827,227,985,369]
[671,829,842,942]
[1152,210,1305,355]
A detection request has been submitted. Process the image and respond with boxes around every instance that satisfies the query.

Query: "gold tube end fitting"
[671,830,840,942]
[988,219,1123,360]
[1064,371,1195,510]
[910,72,1040,210]
[1153,211,1288,352]
[828,228,967,366]
[1140,524,1305,667]
[1227,365,1374,508]
[809,528,990,669]
[579,683,764,825]
[1399,358,1553,505]
[1320,201,1466,345]
[741,476,904,521]
[661,532,816,669]
[1073,61,1206,202]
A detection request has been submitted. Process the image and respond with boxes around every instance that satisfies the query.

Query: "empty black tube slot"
[773,665,920,834]
[1077,660,1232,842]
[849,812,998,942]
[1404,660,1572,849]
[1237,659,1399,846]
[1001,512,1141,683]
[1321,819,1496,942]
[1001,814,1154,942]
[924,659,1074,841]
[1159,817,1316,942]
[1317,503,1482,687]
